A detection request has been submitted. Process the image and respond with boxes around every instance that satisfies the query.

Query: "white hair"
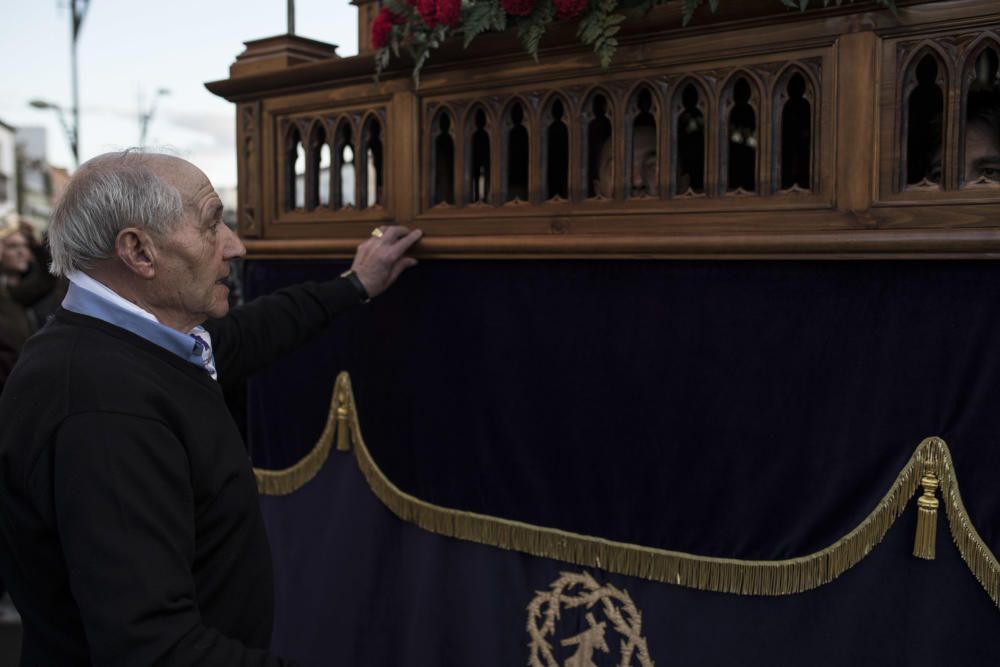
[48,149,184,277]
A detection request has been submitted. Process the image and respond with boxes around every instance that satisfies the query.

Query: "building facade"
[15,127,52,231]
[0,120,16,224]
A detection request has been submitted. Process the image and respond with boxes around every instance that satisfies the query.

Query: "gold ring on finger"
[371,227,384,238]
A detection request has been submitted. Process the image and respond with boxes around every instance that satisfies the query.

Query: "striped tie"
[189,325,218,380]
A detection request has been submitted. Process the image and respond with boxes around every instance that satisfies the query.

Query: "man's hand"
[350,225,423,299]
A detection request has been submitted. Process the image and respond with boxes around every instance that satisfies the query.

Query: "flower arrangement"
[373,0,896,83]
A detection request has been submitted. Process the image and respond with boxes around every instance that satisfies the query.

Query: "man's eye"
[983,167,999,179]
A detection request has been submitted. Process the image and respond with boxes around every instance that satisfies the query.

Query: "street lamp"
[139,88,171,147]
[28,99,78,167]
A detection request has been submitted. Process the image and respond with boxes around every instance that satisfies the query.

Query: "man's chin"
[208,293,231,320]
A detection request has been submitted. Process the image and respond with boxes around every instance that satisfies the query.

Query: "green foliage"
[461,0,508,48]
[578,0,626,68]
[517,0,556,62]
[411,24,451,86]
[377,0,899,83]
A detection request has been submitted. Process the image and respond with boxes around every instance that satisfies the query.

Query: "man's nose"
[222,224,246,260]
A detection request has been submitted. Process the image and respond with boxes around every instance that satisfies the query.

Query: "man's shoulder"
[10,311,191,405]
[19,311,136,375]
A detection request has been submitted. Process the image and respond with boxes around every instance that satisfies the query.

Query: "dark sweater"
[0,278,361,666]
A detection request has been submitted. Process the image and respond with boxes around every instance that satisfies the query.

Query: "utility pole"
[138,88,170,147]
[28,1,90,167]
[69,0,91,167]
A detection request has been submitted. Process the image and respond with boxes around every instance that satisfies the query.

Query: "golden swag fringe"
[253,374,350,496]
[254,372,1000,606]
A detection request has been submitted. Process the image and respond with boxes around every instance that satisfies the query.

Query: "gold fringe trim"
[252,374,348,496]
[254,372,1000,605]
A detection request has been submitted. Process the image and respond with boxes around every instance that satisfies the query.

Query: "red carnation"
[416,0,459,29]
[371,7,396,50]
[435,0,461,28]
[417,0,438,26]
[501,0,536,16]
[553,0,586,21]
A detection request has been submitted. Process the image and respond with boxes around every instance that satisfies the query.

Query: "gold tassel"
[913,471,940,560]
[335,388,352,452]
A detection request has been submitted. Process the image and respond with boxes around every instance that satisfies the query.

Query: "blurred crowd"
[0,214,65,394]
[0,213,65,625]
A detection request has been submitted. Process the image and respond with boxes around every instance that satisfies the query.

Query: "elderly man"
[0,151,420,666]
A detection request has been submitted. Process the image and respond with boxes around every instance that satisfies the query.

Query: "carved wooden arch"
[427,105,459,209]
[898,43,952,103]
[624,80,663,119]
[358,110,387,209]
[281,121,306,211]
[304,119,328,211]
[718,69,764,196]
[772,61,821,107]
[499,96,532,204]
[958,32,1000,188]
[898,43,950,191]
[330,115,359,210]
[460,102,496,206]
[539,92,572,202]
[717,68,767,102]
[771,63,820,194]
[960,31,1000,76]
[623,81,663,200]
[898,40,954,86]
[579,86,617,200]
[669,76,712,198]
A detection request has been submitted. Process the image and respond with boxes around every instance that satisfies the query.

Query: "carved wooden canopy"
[206,0,1000,259]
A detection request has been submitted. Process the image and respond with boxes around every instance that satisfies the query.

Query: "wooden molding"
[229,35,340,79]
[244,227,1000,260]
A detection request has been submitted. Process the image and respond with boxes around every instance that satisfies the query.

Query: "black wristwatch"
[340,269,371,303]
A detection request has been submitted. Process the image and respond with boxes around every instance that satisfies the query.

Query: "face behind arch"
[594,125,657,199]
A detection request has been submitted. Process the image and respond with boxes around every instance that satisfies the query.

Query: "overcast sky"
[0,0,359,189]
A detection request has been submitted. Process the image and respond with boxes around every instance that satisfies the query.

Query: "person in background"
[0,216,59,391]
[926,75,1000,184]
[594,124,658,199]
[0,216,57,628]
[959,90,1000,183]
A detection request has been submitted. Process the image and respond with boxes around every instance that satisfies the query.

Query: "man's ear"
[115,227,157,279]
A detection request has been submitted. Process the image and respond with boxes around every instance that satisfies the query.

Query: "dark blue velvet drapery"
[246,260,1000,666]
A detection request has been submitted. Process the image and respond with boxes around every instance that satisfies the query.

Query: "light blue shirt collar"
[61,277,208,374]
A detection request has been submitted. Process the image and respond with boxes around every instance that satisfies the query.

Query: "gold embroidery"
[254,372,1000,608]
[527,571,653,667]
